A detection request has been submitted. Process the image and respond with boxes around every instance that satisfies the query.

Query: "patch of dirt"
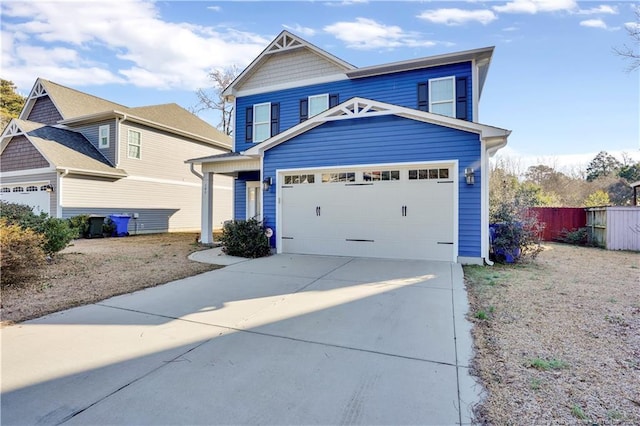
[0,233,222,326]
[465,243,640,424]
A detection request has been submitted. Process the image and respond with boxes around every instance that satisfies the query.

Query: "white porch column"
[200,171,214,244]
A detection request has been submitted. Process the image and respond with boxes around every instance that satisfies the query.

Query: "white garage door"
[279,164,455,261]
[0,184,51,216]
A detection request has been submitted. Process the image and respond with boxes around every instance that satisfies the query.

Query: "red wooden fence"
[529,207,586,241]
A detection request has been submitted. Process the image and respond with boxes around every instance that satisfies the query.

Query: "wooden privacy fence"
[529,207,586,241]
[586,207,640,251]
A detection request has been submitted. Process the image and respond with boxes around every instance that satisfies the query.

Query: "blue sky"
[2,0,638,171]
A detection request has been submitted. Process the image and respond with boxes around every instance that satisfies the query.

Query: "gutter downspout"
[57,168,69,218]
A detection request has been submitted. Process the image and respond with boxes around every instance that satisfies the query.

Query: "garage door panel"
[280,165,455,261]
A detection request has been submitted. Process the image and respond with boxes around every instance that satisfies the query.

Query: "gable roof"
[243,97,510,157]
[20,79,127,121]
[222,30,355,98]
[1,119,127,178]
[223,31,495,99]
[20,78,231,150]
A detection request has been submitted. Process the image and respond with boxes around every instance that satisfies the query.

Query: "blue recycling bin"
[109,214,130,237]
[489,223,521,263]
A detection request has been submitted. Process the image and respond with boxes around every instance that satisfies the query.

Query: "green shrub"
[0,200,47,230]
[557,227,589,245]
[0,218,46,287]
[102,217,116,237]
[490,202,544,263]
[0,201,75,254]
[67,214,91,238]
[220,218,271,258]
[38,217,76,254]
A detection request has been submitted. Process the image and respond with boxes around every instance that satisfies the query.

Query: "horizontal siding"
[118,121,227,182]
[62,174,233,232]
[0,171,58,216]
[236,62,472,152]
[70,119,117,166]
[263,115,481,257]
[0,136,50,172]
[26,96,62,124]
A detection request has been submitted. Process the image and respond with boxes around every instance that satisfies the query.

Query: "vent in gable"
[267,33,303,53]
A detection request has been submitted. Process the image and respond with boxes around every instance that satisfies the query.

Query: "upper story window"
[429,77,455,118]
[128,130,141,159]
[417,76,468,120]
[246,103,280,143]
[99,125,110,149]
[300,94,339,122]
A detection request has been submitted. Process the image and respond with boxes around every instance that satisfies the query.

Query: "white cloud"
[283,24,316,37]
[417,8,497,26]
[580,19,608,29]
[576,5,618,15]
[0,0,269,92]
[207,6,221,12]
[493,0,577,14]
[325,0,369,7]
[624,21,640,32]
[502,26,519,31]
[324,18,436,50]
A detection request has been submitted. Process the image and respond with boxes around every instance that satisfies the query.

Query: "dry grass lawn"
[465,243,640,424]
[0,233,221,326]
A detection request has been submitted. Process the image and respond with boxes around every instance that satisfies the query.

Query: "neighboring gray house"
[0,78,233,234]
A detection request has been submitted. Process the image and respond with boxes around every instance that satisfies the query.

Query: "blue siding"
[236,62,472,152]
[262,115,482,257]
[234,171,260,220]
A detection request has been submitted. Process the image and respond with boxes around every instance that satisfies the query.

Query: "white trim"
[275,160,458,261]
[98,124,110,149]
[308,94,329,118]
[429,76,456,118]
[0,167,56,177]
[231,75,349,99]
[115,116,121,166]
[253,102,271,143]
[244,97,510,157]
[127,129,141,159]
[124,175,202,188]
[472,59,480,122]
[246,181,261,220]
[481,140,489,263]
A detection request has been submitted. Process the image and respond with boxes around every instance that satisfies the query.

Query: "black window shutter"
[329,94,339,108]
[417,83,428,112]
[299,99,308,122]
[245,107,253,141]
[456,77,468,120]
[270,103,280,136]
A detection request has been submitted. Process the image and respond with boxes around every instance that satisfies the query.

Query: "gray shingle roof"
[13,119,127,177]
[37,79,231,148]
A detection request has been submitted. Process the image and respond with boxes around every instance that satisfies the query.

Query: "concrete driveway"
[1,254,480,425]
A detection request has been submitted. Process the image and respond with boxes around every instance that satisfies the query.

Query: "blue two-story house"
[189,31,510,264]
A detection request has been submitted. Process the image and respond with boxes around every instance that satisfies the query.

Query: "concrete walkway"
[1,254,480,425]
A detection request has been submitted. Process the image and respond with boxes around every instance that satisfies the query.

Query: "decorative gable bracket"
[266,32,303,54]
[3,121,24,138]
[319,99,398,122]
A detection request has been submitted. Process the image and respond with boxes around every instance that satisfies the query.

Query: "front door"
[246,181,261,220]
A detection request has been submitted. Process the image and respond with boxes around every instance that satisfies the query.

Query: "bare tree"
[614,6,640,72]
[193,65,240,136]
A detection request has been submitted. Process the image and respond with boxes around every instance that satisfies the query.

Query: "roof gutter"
[56,167,127,179]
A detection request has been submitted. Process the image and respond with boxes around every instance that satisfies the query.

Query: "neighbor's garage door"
[279,165,455,261]
[0,184,51,215]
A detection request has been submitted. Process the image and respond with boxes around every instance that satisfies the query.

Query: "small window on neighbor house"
[26,186,38,192]
[12,187,24,192]
[429,77,455,118]
[128,130,141,159]
[99,125,110,149]
[308,94,329,118]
